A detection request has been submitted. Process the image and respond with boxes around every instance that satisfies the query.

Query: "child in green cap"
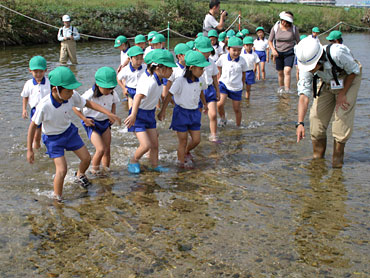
[216,37,248,127]
[21,56,50,149]
[124,49,177,174]
[135,34,147,51]
[117,46,146,109]
[208,29,223,62]
[311,27,320,39]
[72,67,120,177]
[241,36,260,99]
[114,35,130,66]
[254,26,270,81]
[144,31,158,57]
[158,50,209,168]
[27,66,121,202]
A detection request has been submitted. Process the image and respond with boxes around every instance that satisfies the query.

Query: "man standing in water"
[202,0,227,36]
[57,15,80,65]
[295,34,362,168]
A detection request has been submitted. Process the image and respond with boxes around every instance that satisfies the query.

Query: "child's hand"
[203,106,208,114]
[83,118,95,127]
[216,91,220,101]
[157,110,165,121]
[109,114,122,126]
[124,114,136,128]
[27,149,34,164]
[22,110,28,119]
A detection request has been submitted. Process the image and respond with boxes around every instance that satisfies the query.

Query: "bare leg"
[90,131,105,171]
[277,70,284,88]
[131,131,152,163]
[53,156,68,197]
[232,100,242,126]
[73,145,91,177]
[284,66,292,91]
[101,128,112,169]
[207,101,217,137]
[245,85,252,99]
[261,62,266,80]
[217,93,228,120]
[185,130,201,154]
[176,131,188,164]
[146,128,159,168]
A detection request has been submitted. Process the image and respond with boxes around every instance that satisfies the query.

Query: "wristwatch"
[295,121,304,128]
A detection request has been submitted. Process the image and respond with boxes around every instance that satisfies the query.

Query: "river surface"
[0,34,369,277]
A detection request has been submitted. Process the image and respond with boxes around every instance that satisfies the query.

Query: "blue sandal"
[128,162,140,174]
[150,165,169,173]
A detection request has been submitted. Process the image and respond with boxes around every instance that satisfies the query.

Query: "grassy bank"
[1,0,368,46]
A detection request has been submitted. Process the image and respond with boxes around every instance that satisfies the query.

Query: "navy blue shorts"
[255,50,266,62]
[170,105,201,132]
[42,123,85,158]
[126,87,136,99]
[199,84,217,108]
[245,70,256,85]
[82,118,111,139]
[276,49,295,71]
[128,108,156,132]
[219,81,242,101]
[30,107,41,129]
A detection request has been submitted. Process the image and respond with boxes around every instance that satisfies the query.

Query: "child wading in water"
[114,35,130,71]
[158,51,209,168]
[117,46,146,110]
[241,36,260,99]
[253,27,269,80]
[216,37,248,127]
[21,56,50,149]
[124,49,176,174]
[194,36,220,142]
[27,67,121,201]
[73,67,120,177]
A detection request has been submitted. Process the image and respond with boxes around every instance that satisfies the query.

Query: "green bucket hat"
[186,41,195,50]
[226,29,236,38]
[151,34,166,44]
[95,67,117,88]
[185,51,211,67]
[243,36,254,45]
[135,34,146,44]
[152,49,177,67]
[208,29,218,38]
[241,29,249,35]
[195,36,214,53]
[144,50,155,64]
[236,31,244,38]
[326,30,342,41]
[127,45,144,57]
[114,35,127,47]
[218,32,226,42]
[174,43,191,55]
[300,34,308,40]
[197,32,205,38]
[29,56,47,71]
[49,66,81,90]
[147,31,158,41]
[256,27,264,32]
[228,36,243,48]
[312,27,320,33]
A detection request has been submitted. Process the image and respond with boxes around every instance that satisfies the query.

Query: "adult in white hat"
[295,36,362,168]
[268,11,300,93]
[57,14,80,65]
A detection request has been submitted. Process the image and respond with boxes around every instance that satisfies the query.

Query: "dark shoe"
[74,174,91,189]
[332,140,345,168]
[312,138,327,159]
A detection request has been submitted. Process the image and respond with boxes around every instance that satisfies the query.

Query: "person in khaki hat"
[295,35,362,168]
[57,14,80,65]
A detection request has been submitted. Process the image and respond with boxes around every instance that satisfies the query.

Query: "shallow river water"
[0,34,369,277]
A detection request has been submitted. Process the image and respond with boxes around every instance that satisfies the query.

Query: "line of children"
[241,36,260,99]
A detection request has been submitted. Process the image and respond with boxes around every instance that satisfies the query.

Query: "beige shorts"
[60,40,77,64]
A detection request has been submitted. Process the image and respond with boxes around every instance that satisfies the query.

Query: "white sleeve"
[254,53,260,63]
[169,78,181,96]
[21,82,30,97]
[241,59,248,72]
[200,77,208,90]
[112,91,120,103]
[117,67,126,81]
[334,47,360,75]
[212,62,218,76]
[32,105,44,126]
[216,56,223,67]
[71,91,86,109]
[72,27,80,41]
[57,28,64,41]
[297,71,313,98]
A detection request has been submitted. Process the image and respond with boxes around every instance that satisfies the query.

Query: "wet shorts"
[255,50,266,62]
[42,123,85,158]
[30,107,41,129]
[276,49,295,71]
[245,70,256,85]
[170,105,201,132]
[219,81,242,101]
[128,108,156,132]
[82,117,111,139]
[126,87,136,99]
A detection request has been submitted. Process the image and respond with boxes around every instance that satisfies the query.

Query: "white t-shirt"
[210,44,224,62]
[32,92,86,135]
[135,72,164,110]
[240,50,260,71]
[144,46,154,58]
[117,62,147,88]
[202,58,218,86]
[120,48,129,65]
[253,38,269,52]
[216,53,248,91]
[21,77,51,108]
[203,14,219,36]
[81,88,120,121]
[168,62,186,82]
[170,76,207,110]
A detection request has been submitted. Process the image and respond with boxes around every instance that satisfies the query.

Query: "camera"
[221,9,228,16]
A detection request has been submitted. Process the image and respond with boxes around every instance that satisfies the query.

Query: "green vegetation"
[0,0,368,46]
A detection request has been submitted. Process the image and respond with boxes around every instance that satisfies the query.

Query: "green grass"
[13,0,162,8]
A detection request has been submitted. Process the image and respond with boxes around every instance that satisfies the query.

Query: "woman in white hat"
[57,14,80,65]
[268,11,300,94]
[295,36,362,168]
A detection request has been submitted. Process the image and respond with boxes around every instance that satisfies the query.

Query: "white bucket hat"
[62,15,71,22]
[279,12,293,23]
[294,37,323,72]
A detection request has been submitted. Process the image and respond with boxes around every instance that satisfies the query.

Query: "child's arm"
[162,80,173,100]
[212,75,220,101]
[124,94,145,127]
[266,48,270,63]
[85,100,122,126]
[72,107,95,126]
[22,97,29,119]
[117,78,128,98]
[242,71,246,85]
[217,66,222,82]
[27,122,38,163]
[200,91,208,113]
[157,93,173,121]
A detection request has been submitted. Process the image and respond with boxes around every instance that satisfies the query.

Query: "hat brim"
[135,39,146,44]
[197,47,214,53]
[192,61,211,67]
[280,15,293,23]
[325,35,338,41]
[30,66,46,71]
[162,61,177,67]
[297,43,323,72]
[62,81,82,90]
[96,81,117,88]
[228,45,243,48]
[114,43,121,47]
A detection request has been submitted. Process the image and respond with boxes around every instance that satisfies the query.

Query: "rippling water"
[0,34,369,277]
